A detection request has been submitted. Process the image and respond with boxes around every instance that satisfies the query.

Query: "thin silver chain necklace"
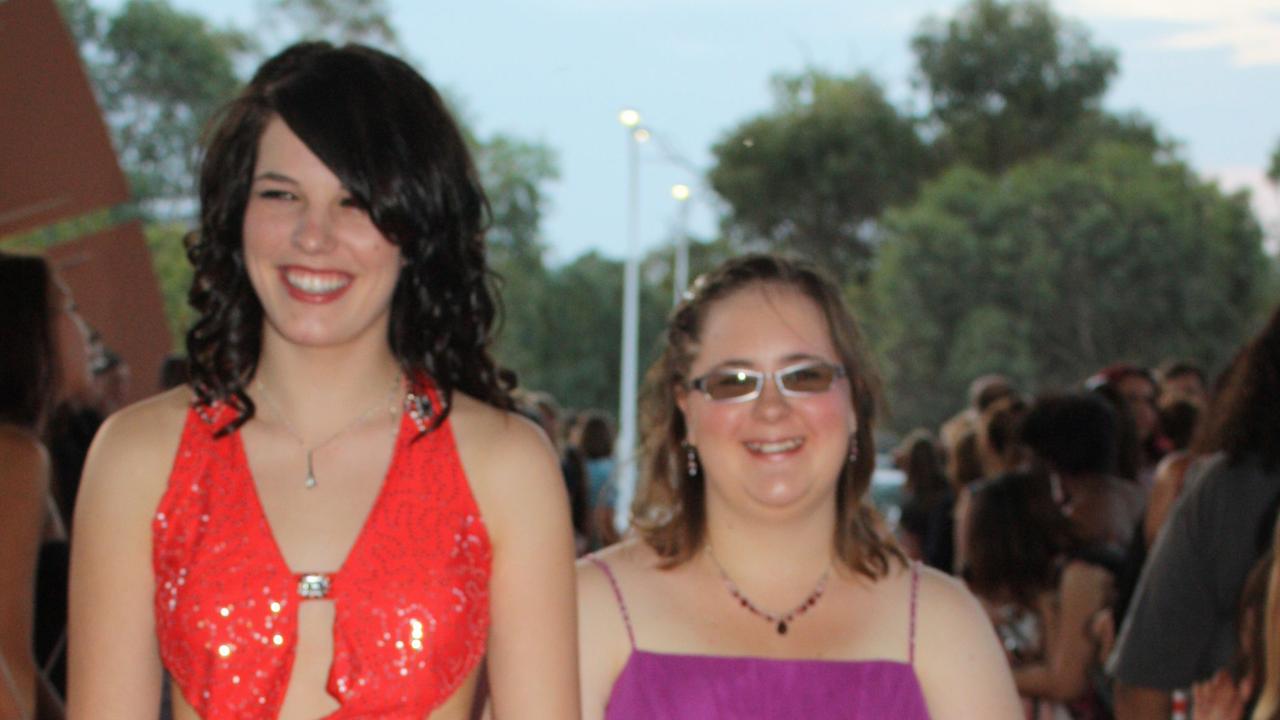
[255,372,402,489]
[707,545,831,635]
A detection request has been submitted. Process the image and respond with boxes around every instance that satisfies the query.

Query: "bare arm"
[915,568,1022,719]
[1013,561,1111,701]
[0,430,51,720]
[1114,683,1172,720]
[460,404,579,719]
[1144,453,1190,549]
[66,396,183,719]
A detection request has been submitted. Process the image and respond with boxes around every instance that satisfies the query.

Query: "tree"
[104,1,247,212]
[1269,138,1280,184]
[261,0,402,54]
[708,70,931,283]
[869,142,1271,430]
[912,0,1118,173]
[59,0,249,215]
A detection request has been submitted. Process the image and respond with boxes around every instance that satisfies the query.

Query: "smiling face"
[242,116,402,350]
[677,283,857,519]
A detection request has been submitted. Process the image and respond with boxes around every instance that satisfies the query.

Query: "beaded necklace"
[707,546,830,635]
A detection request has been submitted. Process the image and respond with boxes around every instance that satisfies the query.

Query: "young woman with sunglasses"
[577,254,1019,718]
[67,43,577,719]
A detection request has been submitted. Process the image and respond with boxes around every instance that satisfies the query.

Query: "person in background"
[893,429,952,565]
[1020,393,1146,558]
[939,426,985,574]
[939,374,1015,465]
[1190,514,1280,720]
[1,252,81,720]
[1156,359,1209,408]
[577,254,1019,719]
[964,472,1114,718]
[68,42,577,720]
[573,411,621,550]
[1087,364,1165,485]
[1109,304,1280,720]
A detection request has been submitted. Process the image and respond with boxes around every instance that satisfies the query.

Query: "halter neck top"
[153,385,491,719]
[589,557,931,719]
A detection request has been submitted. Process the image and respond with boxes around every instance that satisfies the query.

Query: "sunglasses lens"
[780,364,838,394]
[702,370,759,400]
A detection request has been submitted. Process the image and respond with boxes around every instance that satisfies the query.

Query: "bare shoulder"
[1060,558,1114,598]
[577,539,658,597]
[913,563,1002,663]
[0,425,50,516]
[577,540,653,690]
[79,386,193,511]
[446,392,566,544]
[447,393,556,471]
[913,564,1021,717]
[0,424,50,479]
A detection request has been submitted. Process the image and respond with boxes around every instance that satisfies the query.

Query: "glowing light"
[618,108,641,127]
[671,184,691,201]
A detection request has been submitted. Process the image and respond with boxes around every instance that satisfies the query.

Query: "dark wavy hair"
[964,471,1071,608]
[1192,304,1280,470]
[186,42,512,432]
[632,253,903,578]
[0,253,58,431]
[1021,393,1119,477]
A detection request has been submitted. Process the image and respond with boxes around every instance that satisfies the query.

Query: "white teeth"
[746,438,803,454]
[285,270,350,294]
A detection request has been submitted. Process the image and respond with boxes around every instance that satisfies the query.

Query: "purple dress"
[589,558,932,720]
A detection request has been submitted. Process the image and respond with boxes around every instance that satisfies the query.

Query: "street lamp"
[670,184,692,306]
[614,108,644,533]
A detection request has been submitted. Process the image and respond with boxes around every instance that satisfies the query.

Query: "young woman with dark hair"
[577,254,1018,719]
[1,252,85,720]
[68,43,576,720]
[963,472,1115,718]
[1020,393,1146,557]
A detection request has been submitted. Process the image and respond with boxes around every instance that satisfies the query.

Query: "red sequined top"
[153,384,491,719]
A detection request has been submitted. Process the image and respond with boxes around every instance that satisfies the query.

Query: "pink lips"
[278,266,353,304]
[743,437,805,460]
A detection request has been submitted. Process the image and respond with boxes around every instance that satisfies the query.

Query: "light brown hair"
[631,253,903,578]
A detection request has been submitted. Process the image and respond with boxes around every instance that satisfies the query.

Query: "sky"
[103,0,1280,263]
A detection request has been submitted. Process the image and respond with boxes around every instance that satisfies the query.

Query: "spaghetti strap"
[908,559,920,665]
[588,556,636,649]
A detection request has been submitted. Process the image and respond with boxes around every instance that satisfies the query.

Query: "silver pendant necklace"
[707,545,831,635]
[256,372,402,489]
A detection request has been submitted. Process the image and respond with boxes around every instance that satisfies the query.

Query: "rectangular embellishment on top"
[297,573,331,599]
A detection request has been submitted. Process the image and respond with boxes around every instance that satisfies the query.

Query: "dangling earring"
[848,438,858,464]
[686,444,699,478]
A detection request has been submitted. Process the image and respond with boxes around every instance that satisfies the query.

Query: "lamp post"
[670,183,691,306]
[614,108,645,531]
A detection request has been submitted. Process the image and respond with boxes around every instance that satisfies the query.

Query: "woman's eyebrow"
[252,171,298,184]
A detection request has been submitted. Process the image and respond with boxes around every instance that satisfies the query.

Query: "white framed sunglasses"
[688,360,847,403]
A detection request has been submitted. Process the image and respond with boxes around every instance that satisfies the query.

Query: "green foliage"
[492,239,735,414]
[144,222,195,349]
[264,0,402,53]
[1269,138,1280,183]
[870,143,1271,430]
[912,0,1118,172]
[708,70,931,283]
[480,135,559,270]
[65,0,250,214]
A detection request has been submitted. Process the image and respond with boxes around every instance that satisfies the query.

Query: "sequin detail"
[153,379,491,719]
